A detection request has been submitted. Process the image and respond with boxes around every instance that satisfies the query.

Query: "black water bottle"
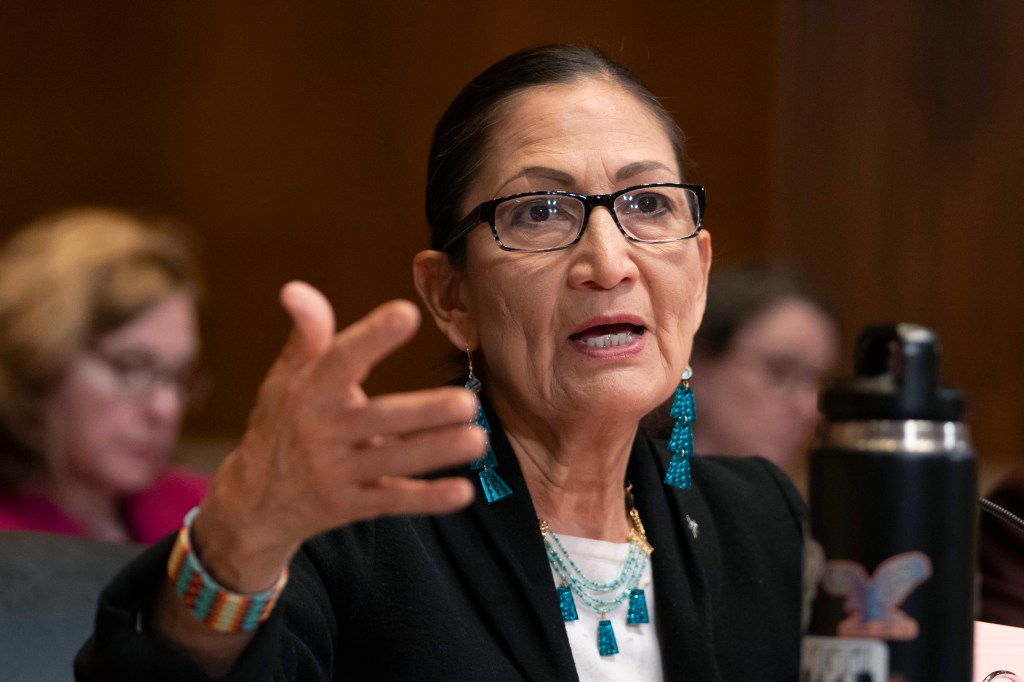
[801,324,977,682]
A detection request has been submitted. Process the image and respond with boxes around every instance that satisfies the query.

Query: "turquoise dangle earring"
[464,347,513,503]
[664,365,696,490]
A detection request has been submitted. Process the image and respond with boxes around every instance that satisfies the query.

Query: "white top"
[552,533,663,681]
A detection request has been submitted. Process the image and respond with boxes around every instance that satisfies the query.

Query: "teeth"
[585,332,634,348]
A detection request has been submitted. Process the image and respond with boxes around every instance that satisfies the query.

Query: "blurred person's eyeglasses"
[442,182,705,253]
[89,348,203,406]
[738,348,827,397]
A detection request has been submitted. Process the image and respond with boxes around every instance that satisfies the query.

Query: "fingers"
[347,420,486,482]
[353,476,477,520]
[278,281,337,367]
[339,387,478,443]
[222,285,482,546]
[271,283,422,402]
[316,298,421,387]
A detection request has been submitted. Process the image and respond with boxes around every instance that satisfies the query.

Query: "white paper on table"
[975,620,1024,680]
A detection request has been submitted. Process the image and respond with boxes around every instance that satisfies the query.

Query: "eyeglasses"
[442,182,705,253]
[737,347,827,397]
[89,348,200,405]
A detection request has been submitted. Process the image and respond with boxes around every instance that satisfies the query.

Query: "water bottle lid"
[820,323,965,422]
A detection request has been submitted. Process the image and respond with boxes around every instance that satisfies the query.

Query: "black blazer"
[77,418,805,681]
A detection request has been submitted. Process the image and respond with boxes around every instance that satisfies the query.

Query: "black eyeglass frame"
[441,182,706,253]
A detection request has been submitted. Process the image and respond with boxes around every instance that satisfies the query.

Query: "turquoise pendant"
[478,467,513,503]
[597,618,619,656]
[626,588,649,624]
[556,585,578,621]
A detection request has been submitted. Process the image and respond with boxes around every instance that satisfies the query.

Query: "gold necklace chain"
[538,485,653,556]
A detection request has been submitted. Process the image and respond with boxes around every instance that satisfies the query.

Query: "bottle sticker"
[821,551,932,640]
[801,635,888,681]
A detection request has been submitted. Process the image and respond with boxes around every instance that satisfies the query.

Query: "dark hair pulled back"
[425,44,688,264]
[694,264,839,358]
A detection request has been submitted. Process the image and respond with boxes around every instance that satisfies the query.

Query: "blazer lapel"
[433,410,579,681]
[432,409,729,681]
[630,433,723,682]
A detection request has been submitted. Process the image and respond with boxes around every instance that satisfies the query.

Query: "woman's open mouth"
[569,323,645,348]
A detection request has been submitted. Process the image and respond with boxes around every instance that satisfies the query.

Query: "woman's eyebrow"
[502,166,576,187]
[500,161,674,192]
[615,160,675,182]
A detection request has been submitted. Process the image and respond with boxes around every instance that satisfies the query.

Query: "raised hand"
[191,281,484,592]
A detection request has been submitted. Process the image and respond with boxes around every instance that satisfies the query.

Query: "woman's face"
[41,291,199,496]
[453,77,711,429]
[692,299,838,473]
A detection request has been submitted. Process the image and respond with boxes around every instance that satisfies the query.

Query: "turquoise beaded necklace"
[539,486,653,656]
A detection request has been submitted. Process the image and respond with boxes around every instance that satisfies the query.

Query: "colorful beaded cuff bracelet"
[167,507,289,633]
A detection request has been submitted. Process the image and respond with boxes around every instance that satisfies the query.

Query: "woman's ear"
[691,231,713,328]
[412,250,478,350]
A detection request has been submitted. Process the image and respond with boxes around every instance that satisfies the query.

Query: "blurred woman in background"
[0,207,207,542]
[684,264,839,485]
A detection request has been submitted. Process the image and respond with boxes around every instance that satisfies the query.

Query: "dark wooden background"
[2,1,1022,489]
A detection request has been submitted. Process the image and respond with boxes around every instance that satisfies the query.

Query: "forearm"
[77,532,332,682]
[147,580,257,679]
[145,501,298,678]
[75,534,287,681]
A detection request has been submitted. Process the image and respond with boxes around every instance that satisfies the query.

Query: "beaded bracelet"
[167,507,289,633]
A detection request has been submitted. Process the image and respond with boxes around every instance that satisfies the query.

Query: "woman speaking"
[78,45,804,681]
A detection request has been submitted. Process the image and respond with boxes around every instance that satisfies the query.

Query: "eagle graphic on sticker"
[821,550,932,640]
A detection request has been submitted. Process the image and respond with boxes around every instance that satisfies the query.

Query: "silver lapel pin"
[685,515,699,539]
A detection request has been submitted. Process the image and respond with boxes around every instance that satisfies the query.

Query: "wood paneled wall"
[776,1,1024,485]
[2,2,1021,485]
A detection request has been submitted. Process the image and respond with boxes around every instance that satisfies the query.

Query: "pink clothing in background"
[0,468,207,543]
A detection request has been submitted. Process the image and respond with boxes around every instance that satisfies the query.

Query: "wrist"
[189,504,298,593]
[167,507,290,633]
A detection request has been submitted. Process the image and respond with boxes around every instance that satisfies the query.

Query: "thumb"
[277,280,336,367]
